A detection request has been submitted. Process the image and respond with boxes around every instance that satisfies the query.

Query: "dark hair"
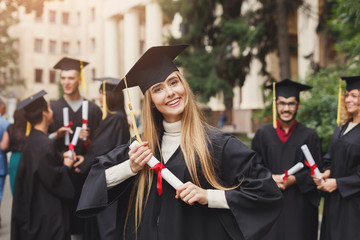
[24,99,48,126]
[276,96,300,102]
[106,88,125,111]
[13,109,27,131]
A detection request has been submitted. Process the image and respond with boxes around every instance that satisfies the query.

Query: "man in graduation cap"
[49,57,102,239]
[11,90,75,240]
[251,79,322,240]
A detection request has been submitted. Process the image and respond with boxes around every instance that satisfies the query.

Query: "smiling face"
[276,96,300,123]
[149,71,186,123]
[344,89,360,115]
[60,70,81,96]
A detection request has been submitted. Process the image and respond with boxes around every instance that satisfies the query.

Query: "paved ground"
[0,176,11,240]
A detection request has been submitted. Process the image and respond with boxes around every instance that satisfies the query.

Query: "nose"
[165,85,175,97]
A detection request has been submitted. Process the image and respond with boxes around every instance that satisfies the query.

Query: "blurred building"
[6,0,333,134]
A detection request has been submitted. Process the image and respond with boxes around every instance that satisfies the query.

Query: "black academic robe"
[78,110,130,240]
[320,123,360,240]
[11,129,75,240]
[77,128,283,240]
[251,122,321,240]
[48,97,102,235]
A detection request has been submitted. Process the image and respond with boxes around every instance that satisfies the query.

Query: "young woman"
[0,109,27,194]
[314,76,360,240]
[77,45,282,240]
[11,90,75,240]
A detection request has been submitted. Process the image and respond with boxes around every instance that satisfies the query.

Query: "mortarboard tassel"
[102,81,107,120]
[123,76,142,143]
[80,61,87,92]
[337,78,342,126]
[272,82,277,129]
[26,121,31,136]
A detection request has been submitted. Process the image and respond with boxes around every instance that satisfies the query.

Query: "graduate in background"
[67,77,130,240]
[49,57,102,239]
[76,45,282,240]
[11,90,75,240]
[252,79,322,240]
[314,76,360,240]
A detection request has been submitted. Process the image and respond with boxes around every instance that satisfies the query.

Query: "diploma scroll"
[129,140,183,190]
[82,101,88,141]
[63,107,70,146]
[69,127,82,157]
[301,144,324,184]
[280,162,304,180]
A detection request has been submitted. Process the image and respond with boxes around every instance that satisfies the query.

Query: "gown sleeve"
[222,136,283,240]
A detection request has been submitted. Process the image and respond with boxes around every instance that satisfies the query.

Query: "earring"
[151,103,156,108]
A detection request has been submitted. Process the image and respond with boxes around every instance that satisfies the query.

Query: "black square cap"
[53,57,89,72]
[266,79,312,98]
[94,77,122,91]
[17,90,47,112]
[340,76,360,91]
[116,44,188,94]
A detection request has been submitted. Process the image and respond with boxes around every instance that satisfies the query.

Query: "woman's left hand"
[317,178,337,193]
[175,182,208,205]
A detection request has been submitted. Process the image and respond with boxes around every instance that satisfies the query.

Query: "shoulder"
[206,126,251,152]
[87,100,101,111]
[50,98,65,111]
[254,123,274,137]
[296,122,319,137]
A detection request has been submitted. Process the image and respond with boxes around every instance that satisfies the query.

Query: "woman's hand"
[312,169,330,186]
[128,141,152,173]
[79,128,89,141]
[56,126,73,139]
[73,155,85,173]
[175,182,208,205]
[63,151,75,168]
[317,178,337,193]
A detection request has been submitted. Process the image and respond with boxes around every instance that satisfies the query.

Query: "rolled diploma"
[82,100,88,141]
[301,144,324,183]
[280,162,304,179]
[63,107,70,146]
[69,127,82,156]
[129,140,183,190]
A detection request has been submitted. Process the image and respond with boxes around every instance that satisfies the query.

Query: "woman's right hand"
[63,151,75,168]
[128,141,153,173]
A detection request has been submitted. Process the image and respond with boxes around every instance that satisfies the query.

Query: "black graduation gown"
[77,128,283,240]
[11,129,75,240]
[251,123,321,240]
[78,110,130,240]
[320,123,360,240]
[48,97,102,234]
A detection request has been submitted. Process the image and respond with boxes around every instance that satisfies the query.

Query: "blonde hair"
[125,72,239,236]
[341,89,360,125]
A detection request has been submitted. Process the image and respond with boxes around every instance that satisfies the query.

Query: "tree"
[159,0,304,101]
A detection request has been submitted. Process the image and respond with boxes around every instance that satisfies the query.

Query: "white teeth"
[168,98,179,105]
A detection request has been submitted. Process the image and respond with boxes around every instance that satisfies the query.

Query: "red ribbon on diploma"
[68,143,75,151]
[283,170,289,181]
[304,160,317,175]
[65,121,73,128]
[82,119,88,126]
[150,162,166,196]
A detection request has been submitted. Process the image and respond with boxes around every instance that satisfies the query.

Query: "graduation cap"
[53,57,89,92]
[93,77,122,119]
[266,79,312,99]
[266,79,312,128]
[340,76,360,91]
[117,44,188,94]
[17,90,47,136]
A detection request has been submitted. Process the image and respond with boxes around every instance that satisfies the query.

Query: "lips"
[166,98,180,106]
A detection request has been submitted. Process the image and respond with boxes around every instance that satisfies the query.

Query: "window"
[62,41,70,54]
[49,40,56,54]
[35,14,43,22]
[77,41,81,54]
[34,38,43,52]
[49,70,56,83]
[49,10,56,23]
[92,68,96,78]
[91,7,95,21]
[62,12,69,25]
[91,38,96,52]
[35,69,43,83]
[77,12,81,25]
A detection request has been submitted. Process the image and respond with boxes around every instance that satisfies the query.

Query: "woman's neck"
[34,121,48,134]
[352,113,360,123]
